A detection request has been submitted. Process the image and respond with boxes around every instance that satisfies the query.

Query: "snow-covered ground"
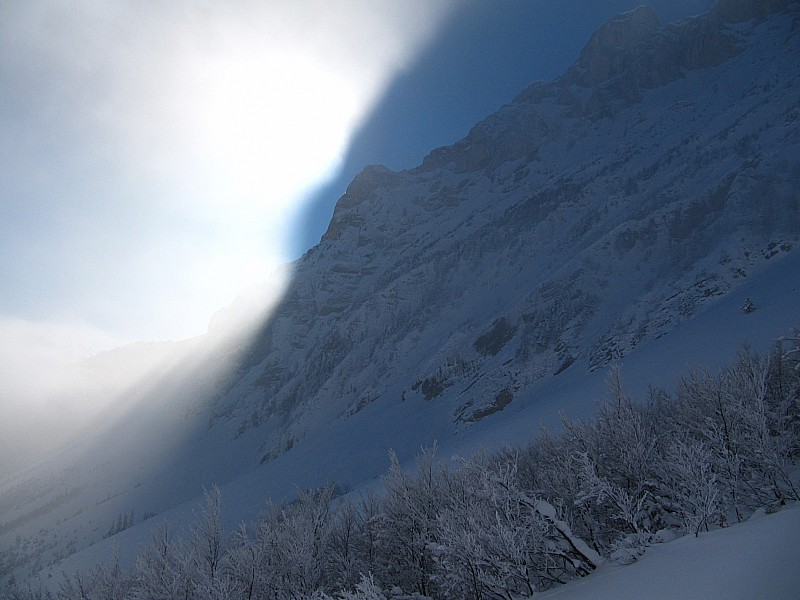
[540,503,800,600]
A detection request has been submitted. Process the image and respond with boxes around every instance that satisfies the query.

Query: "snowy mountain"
[216,0,800,460]
[2,0,800,588]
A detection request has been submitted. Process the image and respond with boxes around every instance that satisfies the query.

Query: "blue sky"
[0,1,716,350]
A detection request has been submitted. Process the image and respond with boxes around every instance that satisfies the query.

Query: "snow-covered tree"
[133,523,192,600]
[223,523,263,600]
[378,446,449,597]
[575,452,651,538]
[327,493,384,591]
[560,367,660,549]
[316,573,387,600]
[56,571,96,600]
[669,347,800,521]
[434,450,601,598]
[87,546,135,600]
[272,486,336,596]
[656,439,720,536]
[434,454,547,598]
[189,486,229,600]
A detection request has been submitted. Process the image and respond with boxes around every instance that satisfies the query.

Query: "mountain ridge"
[2,0,799,587]
[232,0,799,452]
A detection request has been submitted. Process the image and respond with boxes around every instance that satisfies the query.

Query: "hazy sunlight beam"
[52,0,460,338]
[0,0,461,474]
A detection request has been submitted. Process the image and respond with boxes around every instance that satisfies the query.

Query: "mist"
[0,1,460,476]
[0,1,460,340]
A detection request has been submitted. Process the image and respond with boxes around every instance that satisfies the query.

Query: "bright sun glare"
[0,0,460,472]
[170,45,361,299]
[95,0,461,338]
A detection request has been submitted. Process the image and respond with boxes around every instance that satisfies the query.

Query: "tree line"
[8,333,800,599]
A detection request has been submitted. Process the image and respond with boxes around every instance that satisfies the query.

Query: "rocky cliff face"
[566,6,663,88]
[214,0,800,461]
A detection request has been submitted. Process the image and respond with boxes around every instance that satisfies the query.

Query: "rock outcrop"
[566,6,662,87]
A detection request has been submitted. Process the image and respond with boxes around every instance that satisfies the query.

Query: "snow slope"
[15,193,800,593]
[539,504,800,600]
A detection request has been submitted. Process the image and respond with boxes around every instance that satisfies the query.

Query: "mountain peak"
[322,164,398,242]
[566,6,661,87]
